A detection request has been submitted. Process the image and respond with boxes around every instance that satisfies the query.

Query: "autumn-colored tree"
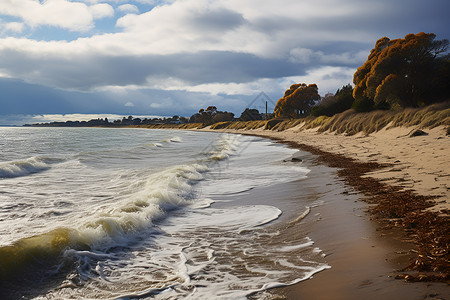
[353,32,449,110]
[274,83,320,118]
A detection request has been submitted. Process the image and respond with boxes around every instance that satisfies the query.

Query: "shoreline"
[194,125,449,297]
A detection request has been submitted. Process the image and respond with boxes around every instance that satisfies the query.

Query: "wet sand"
[196,126,449,299]
[271,145,448,299]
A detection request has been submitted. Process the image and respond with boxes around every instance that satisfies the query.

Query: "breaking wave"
[0,156,64,179]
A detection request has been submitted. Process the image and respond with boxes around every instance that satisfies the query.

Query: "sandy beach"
[197,124,449,299]
[213,125,449,210]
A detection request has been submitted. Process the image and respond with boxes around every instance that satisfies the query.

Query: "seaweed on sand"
[279,139,449,283]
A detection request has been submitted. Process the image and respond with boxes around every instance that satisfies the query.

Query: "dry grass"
[178,123,204,129]
[131,102,449,135]
[271,119,304,131]
[316,110,395,135]
[389,103,450,129]
[303,115,329,129]
[298,101,450,135]
[210,121,233,129]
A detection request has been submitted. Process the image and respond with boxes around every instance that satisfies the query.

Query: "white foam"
[162,205,282,234]
[162,136,182,143]
[0,156,63,178]
[2,129,325,299]
[70,163,209,251]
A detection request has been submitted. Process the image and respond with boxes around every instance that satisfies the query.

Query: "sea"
[0,127,330,299]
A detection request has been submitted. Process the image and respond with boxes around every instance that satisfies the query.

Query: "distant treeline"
[24,107,271,127]
[24,115,186,127]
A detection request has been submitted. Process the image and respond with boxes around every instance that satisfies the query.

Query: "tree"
[212,112,234,123]
[353,32,449,110]
[311,84,355,116]
[189,106,232,124]
[274,83,320,118]
[239,108,262,121]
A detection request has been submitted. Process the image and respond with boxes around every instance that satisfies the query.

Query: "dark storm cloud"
[0,50,306,90]
[0,78,119,114]
[186,7,246,32]
[0,77,250,117]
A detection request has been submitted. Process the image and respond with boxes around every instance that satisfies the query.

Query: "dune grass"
[292,101,449,135]
[135,101,449,135]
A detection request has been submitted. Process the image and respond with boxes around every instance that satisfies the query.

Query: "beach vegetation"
[311,101,450,135]
[353,32,449,110]
[264,118,285,130]
[274,83,321,118]
[269,119,305,131]
[209,101,449,135]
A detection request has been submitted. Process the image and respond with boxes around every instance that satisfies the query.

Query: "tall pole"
[265,101,268,120]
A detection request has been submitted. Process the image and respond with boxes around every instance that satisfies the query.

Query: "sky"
[0,0,449,125]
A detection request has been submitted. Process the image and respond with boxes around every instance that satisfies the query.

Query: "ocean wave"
[0,134,262,289]
[162,136,182,143]
[0,228,83,281]
[0,156,64,179]
[203,134,240,161]
[0,161,209,282]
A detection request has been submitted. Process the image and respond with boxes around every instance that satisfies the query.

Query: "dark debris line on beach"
[276,138,449,283]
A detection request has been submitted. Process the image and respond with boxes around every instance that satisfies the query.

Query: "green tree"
[353,32,449,110]
[274,83,320,118]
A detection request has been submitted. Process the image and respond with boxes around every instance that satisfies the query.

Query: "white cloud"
[124,101,135,106]
[89,3,114,19]
[0,0,380,58]
[150,66,355,97]
[118,4,139,14]
[0,21,25,34]
[162,79,279,96]
[107,0,377,59]
[283,66,356,95]
[0,0,113,32]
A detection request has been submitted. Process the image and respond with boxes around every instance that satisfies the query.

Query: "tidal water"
[0,127,329,299]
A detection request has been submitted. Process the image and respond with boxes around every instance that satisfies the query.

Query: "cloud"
[0,42,303,90]
[0,0,113,32]
[124,101,135,107]
[289,48,369,65]
[180,66,355,96]
[0,0,449,121]
[0,21,25,34]
[118,4,140,14]
[89,3,114,19]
